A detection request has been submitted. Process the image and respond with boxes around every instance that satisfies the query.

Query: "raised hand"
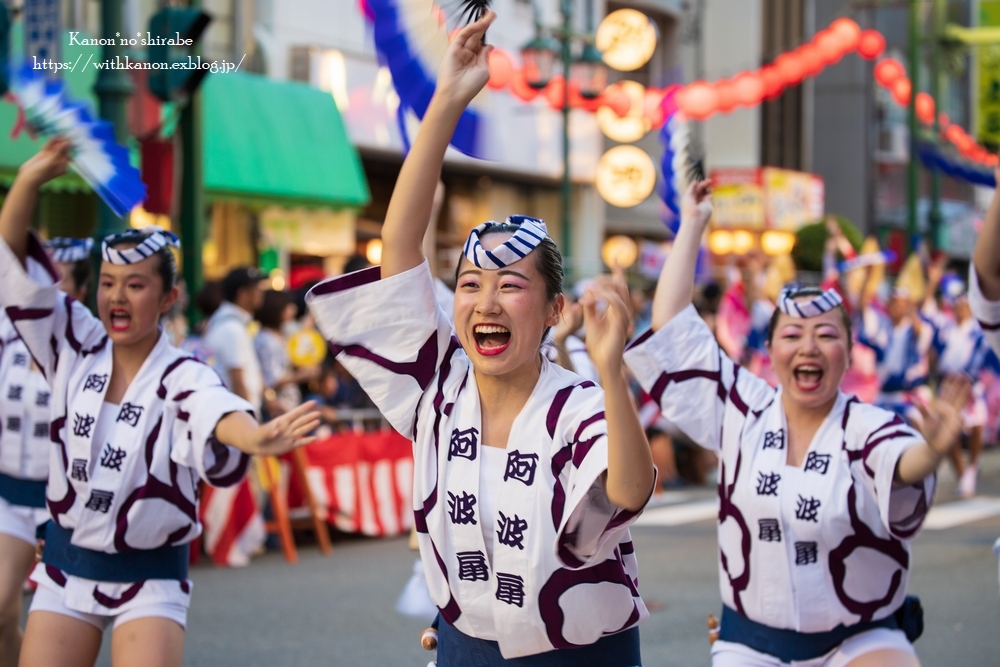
[581,277,633,378]
[435,11,495,108]
[249,401,321,456]
[917,375,971,456]
[18,138,72,187]
[553,295,583,344]
[681,180,713,231]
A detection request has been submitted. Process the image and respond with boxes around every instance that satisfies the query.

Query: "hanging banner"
[23,0,62,70]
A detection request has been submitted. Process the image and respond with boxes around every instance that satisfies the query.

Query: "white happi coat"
[307,261,648,658]
[0,311,52,485]
[0,234,253,616]
[625,305,932,633]
[969,265,1000,358]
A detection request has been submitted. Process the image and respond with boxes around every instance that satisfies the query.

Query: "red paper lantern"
[915,92,935,125]
[798,44,825,77]
[829,18,862,52]
[715,80,737,114]
[891,78,911,106]
[598,88,631,118]
[857,30,886,60]
[509,68,540,102]
[676,81,719,121]
[814,29,844,65]
[487,49,514,90]
[732,71,765,107]
[545,75,566,110]
[643,88,667,127]
[775,52,806,85]
[761,66,784,99]
[873,58,904,87]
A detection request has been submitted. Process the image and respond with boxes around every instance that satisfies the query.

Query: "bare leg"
[110,616,184,667]
[18,611,102,667]
[968,425,984,468]
[0,535,36,667]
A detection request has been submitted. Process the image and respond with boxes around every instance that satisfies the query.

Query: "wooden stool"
[257,456,298,564]
[286,448,333,556]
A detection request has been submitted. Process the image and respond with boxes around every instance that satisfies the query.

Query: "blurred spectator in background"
[203,267,266,414]
[255,289,319,419]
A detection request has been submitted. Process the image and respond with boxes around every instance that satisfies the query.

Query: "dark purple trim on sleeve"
[157,357,202,399]
[308,265,381,297]
[888,483,929,539]
[63,296,108,357]
[625,327,655,351]
[330,332,439,391]
[729,366,749,416]
[545,382,595,439]
[978,319,1000,331]
[27,232,61,283]
[649,368,725,406]
[619,540,635,555]
[5,306,54,322]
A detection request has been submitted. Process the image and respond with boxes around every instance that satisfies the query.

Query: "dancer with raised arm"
[307,13,654,665]
[625,181,966,667]
[0,139,319,667]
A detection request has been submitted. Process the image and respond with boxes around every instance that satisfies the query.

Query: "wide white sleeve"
[623,303,774,452]
[168,359,256,488]
[0,232,106,382]
[306,261,455,438]
[851,404,933,540]
[552,383,653,569]
[968,263,1000,357]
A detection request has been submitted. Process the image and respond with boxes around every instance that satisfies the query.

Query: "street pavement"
[45,448,1000,666]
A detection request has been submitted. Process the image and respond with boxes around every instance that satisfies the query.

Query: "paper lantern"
[715,80,737,114]
[775,52,806,85]
[596,9,658,72]
[915,92,935,125]
[643,87,667,127]
[601,235,639,269]
[595,146,657,208]
[761,230,796,256]
[814,29,844,64]
[829,18,862,52]
[798,45,825,77]
[677,81,719,120]
[761,66,784,99]
[944,124,965,146]
[708,230,733,255]
[366,238,383,264]
[732,72,765,107]
[891,77,911,106]
[874,58,904,87]
[488,49,514,90]
[545,75,566,109]
[596,80,649,142]
[857,30,886,60]
[510,68,540,101]
[732,230,755,255]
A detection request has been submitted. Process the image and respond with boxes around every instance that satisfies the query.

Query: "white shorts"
[29,578,188,632]
[711,628,915,667]
[0,495,47,546]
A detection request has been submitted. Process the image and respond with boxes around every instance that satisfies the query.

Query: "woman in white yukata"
[307,12,655,665]
[625,181,967,667]
[0,235,91,666]
[0,140,319,667]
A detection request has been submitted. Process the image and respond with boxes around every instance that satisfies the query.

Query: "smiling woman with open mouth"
[625,180,970,667]
[306,12,655,666]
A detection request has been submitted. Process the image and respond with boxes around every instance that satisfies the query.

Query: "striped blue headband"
[777,286,843,318]
[101,226,180,265]
[45,237,94,263]
[462,215,550,270]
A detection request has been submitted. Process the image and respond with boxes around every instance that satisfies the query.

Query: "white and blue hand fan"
[8,64,146,217]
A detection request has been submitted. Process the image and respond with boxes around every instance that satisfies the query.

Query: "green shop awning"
[202,72,370,209]
[0,26,97,193]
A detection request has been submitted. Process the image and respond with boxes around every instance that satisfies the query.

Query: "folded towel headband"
[777,286,843,318]
[101,226,181,265]
[462,215,550,270]
[45,237,94,263]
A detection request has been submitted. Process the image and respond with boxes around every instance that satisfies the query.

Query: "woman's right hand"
[434,12,495,109]
[681,180,713,232]
[17,138,71,188]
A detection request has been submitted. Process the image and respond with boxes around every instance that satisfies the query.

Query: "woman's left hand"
[581,274,633,377]
[249,401,321,456]
[917,375,971,456]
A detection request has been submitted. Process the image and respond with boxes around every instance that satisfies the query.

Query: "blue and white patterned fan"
[365,0,492,158]
[8,64,146,217]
